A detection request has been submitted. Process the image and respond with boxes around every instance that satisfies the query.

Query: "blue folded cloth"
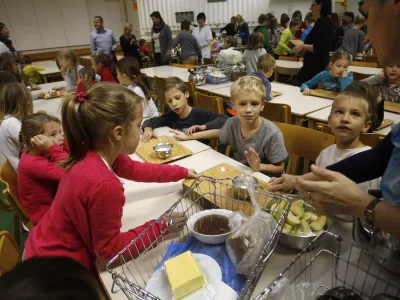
[157,237,246,295]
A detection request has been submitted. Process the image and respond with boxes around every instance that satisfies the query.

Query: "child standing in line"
[173,20,202,65]
[22,56,44,85]
[76,67,97,93]
[0,82,33,172]
[116,57,159,118]
[141,77,228,143]
[316,81,380,191]
[90,52,116,83]
[301,50,353,95]
[172,76,288,177]
[274,19,301,56]
[301,13,316,42]
[268,17,279,51]
[243,32,267,73]
[18,113,67,225]
[340,15,366,57]
[248,54,276,101]
[24,83,197,270]
[254,14,271,52]
[210,31,220,59]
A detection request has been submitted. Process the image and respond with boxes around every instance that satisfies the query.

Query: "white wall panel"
[59,0,91,46]
[105,0,125,40]
[33,0,67,48]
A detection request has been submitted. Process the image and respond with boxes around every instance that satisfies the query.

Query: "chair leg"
[14,213,21,247]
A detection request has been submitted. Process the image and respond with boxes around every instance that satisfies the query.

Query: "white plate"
[146,253,222,300]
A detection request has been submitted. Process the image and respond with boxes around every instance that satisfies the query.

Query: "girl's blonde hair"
[78,67,96,92]
[123,22,132,38]
[330,49,352,64]
[231,76,266,102]
[236,14,245,24]
[246,32,264,50]
[61,82,140,169]
[57,50,79,85]
[19,112,61,152]
[0,82,33,123]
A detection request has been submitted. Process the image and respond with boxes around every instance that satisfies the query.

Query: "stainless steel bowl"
[153,142,173,159]
[188,68,206,86]
[276,201,333,251]
[231,174,258,200]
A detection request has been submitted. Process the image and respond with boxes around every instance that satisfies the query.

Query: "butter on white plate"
[146,253,222,300]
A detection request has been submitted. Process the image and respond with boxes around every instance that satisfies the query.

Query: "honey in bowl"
[194,215,231,235]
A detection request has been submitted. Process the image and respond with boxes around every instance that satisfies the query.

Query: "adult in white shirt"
[0,23,17,56]
[192,13,213,59]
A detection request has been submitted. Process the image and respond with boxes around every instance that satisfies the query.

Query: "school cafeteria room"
[0,0,400,299]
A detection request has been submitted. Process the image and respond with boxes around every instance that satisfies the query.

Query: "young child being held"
[76,67,97,93]
[141,77,228,143]
[242,32,267,73]
[116,57,159,118]
[316,81,380,191]
[248,54,276,101]
[139,39,149,55]
[24,82,197,270]
[22,55,44,85]
[18,113,67,226]
[274,18,300,56]
[0,82,33,172]
[173,76,288,176]
[363,64,400,104]
[301,50,353,95]
[91,52,116,83]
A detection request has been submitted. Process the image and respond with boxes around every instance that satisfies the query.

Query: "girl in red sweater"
[90,52,116,83]
[76,67,97,93]
[24,82,197,270]
[18,113,67,226]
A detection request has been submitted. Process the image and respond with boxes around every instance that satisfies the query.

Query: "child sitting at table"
[301,50,353,95]
[0,82,33,172]
[242,32,267,73]
[363,64,400,104]
[141,77,229,143]
[172,76,288,177]
[90,52,116,83]
[116,57,159,118]
[18,113,67,225]
[22,55,44,85]
[76,67,97,93]
[316,81,380,191]
[274,18,301,57]
[24,82,197,270]
[248,53,276,101]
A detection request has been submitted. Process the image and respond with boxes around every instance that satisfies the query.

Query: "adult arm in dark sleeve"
[119,36,130,55]
[142,111,175,130]
[203,111,229,130]
[327,132,393,182]
[311,19,333,54]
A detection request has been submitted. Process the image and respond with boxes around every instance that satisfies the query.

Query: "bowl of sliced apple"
[269,198,332,251]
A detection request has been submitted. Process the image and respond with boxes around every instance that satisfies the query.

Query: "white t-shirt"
[152,32,161,53]
[192,26,213,58]
[316,145,381,192]
[127,85,159,119]
[0,116,22,173]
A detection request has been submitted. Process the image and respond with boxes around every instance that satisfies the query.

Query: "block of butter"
[164,251,204,299]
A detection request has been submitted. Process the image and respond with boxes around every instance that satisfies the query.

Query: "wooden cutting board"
[310,89,339,100]
[271,91,283,98]
[384,101,400,114]
[135,136,192,164]
[375,119,395,131]
[183,163,279,216]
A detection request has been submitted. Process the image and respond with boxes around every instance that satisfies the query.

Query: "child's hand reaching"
[185,125,207,136]
[244,147,261,172]
[302,88,311,96]
[31,135,54,151]
[141,129,157,142]
[169,129,189,141]
[187,168,198,179]
[165,212,188,233]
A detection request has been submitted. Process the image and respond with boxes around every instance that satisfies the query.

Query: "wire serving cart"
[256,231,400,299]
[106,176,293,300]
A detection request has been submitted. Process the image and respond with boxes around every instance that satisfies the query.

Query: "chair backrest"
[0,162,34,230]
[278,56,298,62]
[195,91,224,114]
[261,102,292,124]
[0,231,21,276]
[274,66,301,82]
[154,76,167,114]
[364,55,378,64]
[274,122,335,174]
[186,81,197,107]
[350,61,378,68]
[172,63,197,69]
[352,72,371,81]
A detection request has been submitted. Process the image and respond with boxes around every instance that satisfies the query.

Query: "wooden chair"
[154,76,167,114]
[0,161,34,246]
[278,56,298,62]
[352,72,371,81]
[195,91,224,114]
[187,81,197,107]
[0,231,21,276]
[172,63,197,69]
[274,122,335,175]
[350,61,378,68]
[261,102,292,124]
[274,66,300,83]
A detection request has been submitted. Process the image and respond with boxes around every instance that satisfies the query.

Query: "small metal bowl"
[153,142,173,159]
[231,174,258,200]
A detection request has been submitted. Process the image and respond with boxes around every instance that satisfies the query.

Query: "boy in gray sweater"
[173,20,202,65]
[340,15,366,57]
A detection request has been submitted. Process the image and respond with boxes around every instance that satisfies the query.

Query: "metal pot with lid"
[188,67,206,86]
